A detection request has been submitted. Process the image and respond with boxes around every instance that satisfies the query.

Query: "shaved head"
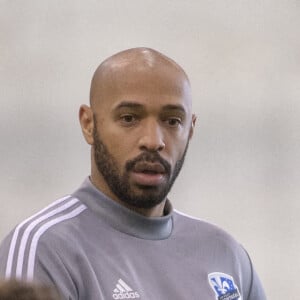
[89,47,191,109]
[80,47,196,216]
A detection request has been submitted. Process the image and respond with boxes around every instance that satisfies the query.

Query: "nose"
[138,119,165,152]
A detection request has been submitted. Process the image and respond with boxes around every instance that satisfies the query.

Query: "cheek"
[98,122,132,162]
[102,124,144,163]
[104,135,134,167]
[165,136,189,166]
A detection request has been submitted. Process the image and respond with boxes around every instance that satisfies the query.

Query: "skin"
[79,47,196,217]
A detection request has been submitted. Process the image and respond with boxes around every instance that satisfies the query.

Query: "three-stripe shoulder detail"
[5,195,87,280]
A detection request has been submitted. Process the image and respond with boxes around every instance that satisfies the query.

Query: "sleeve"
[247,267,267,300]
[33,238,78,300]
[0,230,78,300]
[0,233,13,279]
[242,247,267,300]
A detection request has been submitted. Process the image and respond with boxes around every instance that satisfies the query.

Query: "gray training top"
[0,178,266,300]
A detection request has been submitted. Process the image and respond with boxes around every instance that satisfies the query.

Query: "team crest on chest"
[208,272,241,300]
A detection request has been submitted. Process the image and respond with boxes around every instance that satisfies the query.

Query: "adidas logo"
[112,279,140,299]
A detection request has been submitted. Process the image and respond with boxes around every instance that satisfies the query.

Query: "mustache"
[125,152,171,175]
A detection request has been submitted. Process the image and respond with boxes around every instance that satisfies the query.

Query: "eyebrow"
[161,104,186,114]
[113,101,144,110]
[113,102,186,114]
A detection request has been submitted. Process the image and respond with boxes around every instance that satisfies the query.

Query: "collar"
[72,177,173,240]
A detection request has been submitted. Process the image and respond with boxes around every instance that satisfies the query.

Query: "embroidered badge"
[208,272,241,300]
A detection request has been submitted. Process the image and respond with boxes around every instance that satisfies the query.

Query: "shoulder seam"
[174,209,204,221]
[174,209,222,228]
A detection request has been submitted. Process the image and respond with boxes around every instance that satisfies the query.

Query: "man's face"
[93,116,189,208]
[90,63,195,209]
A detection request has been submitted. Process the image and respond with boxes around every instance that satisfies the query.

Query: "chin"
[122,191,166,209]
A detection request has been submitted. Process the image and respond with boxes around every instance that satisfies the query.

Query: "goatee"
[93,117,189,209]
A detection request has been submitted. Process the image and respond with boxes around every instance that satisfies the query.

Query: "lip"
[130,161,168,186]
[133,162,166,173]
[131,171,166,186]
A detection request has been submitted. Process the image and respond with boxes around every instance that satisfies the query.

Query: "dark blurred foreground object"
[0,280,60,300]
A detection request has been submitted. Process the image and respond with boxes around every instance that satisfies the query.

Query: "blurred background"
[0,1,299,299]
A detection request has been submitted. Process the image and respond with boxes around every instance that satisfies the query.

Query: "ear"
[188,114,197,140]
[79,105,94,145]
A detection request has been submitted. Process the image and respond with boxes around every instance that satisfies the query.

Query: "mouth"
[133,162,166,173]
[131,162,167,186]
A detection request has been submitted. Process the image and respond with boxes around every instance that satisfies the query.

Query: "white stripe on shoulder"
[5,195,72,279]
[26,204,87,280]
[15,197,80,279]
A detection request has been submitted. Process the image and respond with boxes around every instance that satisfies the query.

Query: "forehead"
[93,64,192,113]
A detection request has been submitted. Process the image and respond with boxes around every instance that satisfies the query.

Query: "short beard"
[93,118,189,209]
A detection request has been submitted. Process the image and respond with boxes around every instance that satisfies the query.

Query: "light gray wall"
[1,1,299,299]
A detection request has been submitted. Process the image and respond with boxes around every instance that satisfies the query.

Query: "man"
[0,48,266,299]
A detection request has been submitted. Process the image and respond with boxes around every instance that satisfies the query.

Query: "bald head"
[90,47,191,109]
[79,48,196,214]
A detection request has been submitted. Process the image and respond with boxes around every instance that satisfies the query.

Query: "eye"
[119,114,138,125]
[165,117,182,127]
